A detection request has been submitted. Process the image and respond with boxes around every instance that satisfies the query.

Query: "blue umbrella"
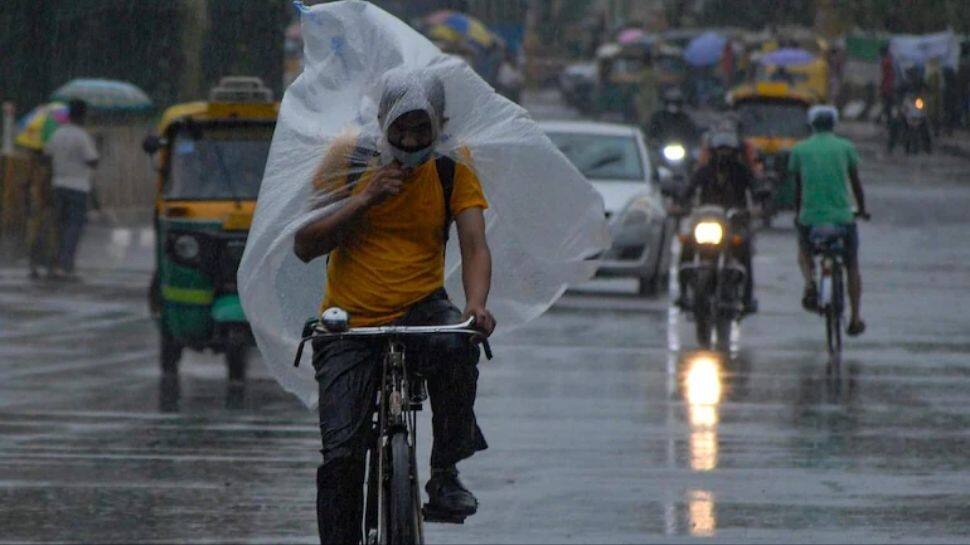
[684,32,726,67]
[50,78,153,112]
[760,48,815,67]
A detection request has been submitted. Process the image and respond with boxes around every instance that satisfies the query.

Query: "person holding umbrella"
[42,99,99,280]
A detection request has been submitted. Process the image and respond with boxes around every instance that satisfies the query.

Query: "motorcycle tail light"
[731,234,744,246]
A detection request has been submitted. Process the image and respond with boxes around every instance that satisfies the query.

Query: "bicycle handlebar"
[293,317,493,367]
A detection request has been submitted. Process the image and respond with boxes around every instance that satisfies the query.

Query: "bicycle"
[808,224,850,368]
[294,308,492,545]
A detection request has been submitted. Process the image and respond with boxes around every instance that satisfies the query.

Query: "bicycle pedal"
[422,504,468,524]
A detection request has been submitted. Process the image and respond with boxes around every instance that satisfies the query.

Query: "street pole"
[2,102,14,155]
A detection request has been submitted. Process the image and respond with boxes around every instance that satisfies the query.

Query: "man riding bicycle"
[294,69,495,544]
[789,105,870,336]
[675,130,759,314]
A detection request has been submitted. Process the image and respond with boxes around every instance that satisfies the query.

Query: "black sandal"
[847,320,866,336]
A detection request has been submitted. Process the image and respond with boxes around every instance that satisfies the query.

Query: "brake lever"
[481,338,493,360]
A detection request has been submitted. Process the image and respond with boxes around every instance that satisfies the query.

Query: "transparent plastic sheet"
[238,0,609,406]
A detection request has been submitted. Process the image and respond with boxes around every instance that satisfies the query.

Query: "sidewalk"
[841,120,970,159]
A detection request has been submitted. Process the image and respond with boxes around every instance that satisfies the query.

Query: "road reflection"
[687,489,716,537]
[683,352,722,472]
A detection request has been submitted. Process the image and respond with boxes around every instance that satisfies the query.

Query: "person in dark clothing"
[676,131,758,314]
[879,46,896,125]
[647,88,700,145]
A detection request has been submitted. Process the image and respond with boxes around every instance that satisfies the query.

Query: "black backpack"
[345,145,456,244]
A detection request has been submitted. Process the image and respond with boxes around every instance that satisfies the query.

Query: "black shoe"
[425,467,478,517]
[743,298,758,315]
[801,284,817,312]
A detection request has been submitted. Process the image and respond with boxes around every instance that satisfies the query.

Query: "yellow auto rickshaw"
[142,77,278,380]
[729,82,813,226]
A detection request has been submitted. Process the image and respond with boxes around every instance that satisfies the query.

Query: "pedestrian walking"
[25,150,57,279]
[42,99,98,280]
[879,46,895,125]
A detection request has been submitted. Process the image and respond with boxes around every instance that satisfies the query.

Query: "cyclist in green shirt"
[788,106,871,336]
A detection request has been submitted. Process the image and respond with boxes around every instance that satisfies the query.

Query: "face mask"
[391,145,434,168]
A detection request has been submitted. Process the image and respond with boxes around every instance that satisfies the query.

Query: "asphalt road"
[1,96,969,543]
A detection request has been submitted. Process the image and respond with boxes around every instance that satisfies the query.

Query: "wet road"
[2,103,970,543]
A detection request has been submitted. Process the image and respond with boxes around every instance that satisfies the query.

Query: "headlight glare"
[693,221,723,245]
[663,143,686,162]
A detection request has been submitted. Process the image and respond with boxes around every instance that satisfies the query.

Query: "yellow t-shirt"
[318,151,488,326]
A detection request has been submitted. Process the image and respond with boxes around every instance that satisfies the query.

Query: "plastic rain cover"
[238,0,609,406]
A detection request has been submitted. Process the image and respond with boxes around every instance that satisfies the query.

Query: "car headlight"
[173,235,200,260]
[622,209,648,226]
[663,143,686,163]
[619,196,658,227]
[693,221,723,245]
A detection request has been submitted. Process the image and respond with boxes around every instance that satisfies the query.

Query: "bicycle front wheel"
[389,431,421,545]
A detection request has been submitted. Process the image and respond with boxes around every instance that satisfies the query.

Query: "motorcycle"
[655,140,695,197]
[889,95,932,155]
[678,206,750,349]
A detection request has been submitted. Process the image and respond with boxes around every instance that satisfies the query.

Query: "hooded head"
[376,68,447,168]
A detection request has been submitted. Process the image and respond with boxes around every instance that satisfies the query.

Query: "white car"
[541,120,673,296]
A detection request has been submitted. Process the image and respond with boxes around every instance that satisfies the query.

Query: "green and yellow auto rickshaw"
[142,77,278,380]
[729,82,813,226]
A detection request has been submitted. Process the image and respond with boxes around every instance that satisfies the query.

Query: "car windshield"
[166,124,274,200]
[546,132,645,181]
[737,103,810,139]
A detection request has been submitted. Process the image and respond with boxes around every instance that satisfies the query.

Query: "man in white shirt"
[43,99,99,279]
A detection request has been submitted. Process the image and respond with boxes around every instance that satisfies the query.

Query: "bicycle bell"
[321,307,350,332]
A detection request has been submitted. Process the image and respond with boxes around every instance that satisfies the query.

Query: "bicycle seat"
[809,225,846,253]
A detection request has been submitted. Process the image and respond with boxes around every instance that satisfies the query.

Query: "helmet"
[663,88,685,111]
[663,87,684,103]
[708,130,740,150]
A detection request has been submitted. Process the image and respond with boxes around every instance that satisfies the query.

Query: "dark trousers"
[680,240,755,303]
[51,187,88,273]
[312,291,487,545]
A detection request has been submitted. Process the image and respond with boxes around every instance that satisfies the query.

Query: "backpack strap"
[435,155,456,245]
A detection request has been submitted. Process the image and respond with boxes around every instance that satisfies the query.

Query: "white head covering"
[237,1,609,406]
[807,104,839,126]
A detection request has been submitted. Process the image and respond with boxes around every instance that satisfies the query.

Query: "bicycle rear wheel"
[389,431,421,545]
[825,264,844,364]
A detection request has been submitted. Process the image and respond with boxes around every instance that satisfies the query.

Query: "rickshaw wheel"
[226,345,247,383]
[160,331,183,375]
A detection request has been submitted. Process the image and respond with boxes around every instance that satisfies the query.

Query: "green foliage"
[693,0,814,29]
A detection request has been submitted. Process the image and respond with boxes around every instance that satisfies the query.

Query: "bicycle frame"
[296,317,490,545]
[813,238,846,365]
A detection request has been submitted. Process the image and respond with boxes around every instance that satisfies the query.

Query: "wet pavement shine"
[2,104,970,543]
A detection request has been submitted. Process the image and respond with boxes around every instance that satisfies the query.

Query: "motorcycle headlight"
[915,97,924,110]
[173,234,200,261]
[693,221,723,245]
[663,143,686,163]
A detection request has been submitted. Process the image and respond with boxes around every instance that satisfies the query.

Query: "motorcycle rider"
[294,69,495,544]
[789,105,869,336]
[647,87,700,146]
[675,130,758,314]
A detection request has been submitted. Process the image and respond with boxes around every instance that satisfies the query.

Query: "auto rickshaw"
[142,77,278,380]
[729,82,812,226]
[594,42,646,121]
